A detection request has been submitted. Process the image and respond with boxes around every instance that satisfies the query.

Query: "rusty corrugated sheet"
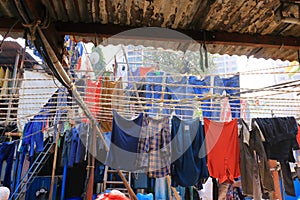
[0,0,300,61]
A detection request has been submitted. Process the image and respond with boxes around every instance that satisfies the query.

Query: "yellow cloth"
[0,67,5,87]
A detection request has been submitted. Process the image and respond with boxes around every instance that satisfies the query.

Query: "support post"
[49,128,60,200]
[36,27,137,200]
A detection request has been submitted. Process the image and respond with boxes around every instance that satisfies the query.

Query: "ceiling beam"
[54,22,300,50]
[0,18,24,32]
[1,19,300,50]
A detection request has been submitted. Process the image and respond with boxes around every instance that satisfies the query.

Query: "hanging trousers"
[239,120,274,197]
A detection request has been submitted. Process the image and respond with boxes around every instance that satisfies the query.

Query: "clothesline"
[2,78,296,94]
[3,91,300,109]
[3,105,298,123]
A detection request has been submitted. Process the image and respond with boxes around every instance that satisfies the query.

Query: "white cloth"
[198,177,213,200]
[17,71,60,131]
[0,186,10,200]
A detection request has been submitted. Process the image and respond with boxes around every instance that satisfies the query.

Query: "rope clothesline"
[0,62,299,127]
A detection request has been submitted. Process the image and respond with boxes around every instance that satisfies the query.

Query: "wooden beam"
[54,22,300,49]
[0,18,23,32]
[0,18,300,50]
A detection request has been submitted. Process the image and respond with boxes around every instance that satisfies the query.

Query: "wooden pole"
[49,128,60,200]
[86,124,97,200]
[117,171,137,200]
[166,175,180,200]
[5,49,20,126]
[268,160,282,200]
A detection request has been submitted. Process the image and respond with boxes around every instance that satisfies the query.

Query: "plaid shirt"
[136,116,171,178]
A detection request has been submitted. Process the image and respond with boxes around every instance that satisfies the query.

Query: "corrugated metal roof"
[0,41,37,67]
[0,0,300,61]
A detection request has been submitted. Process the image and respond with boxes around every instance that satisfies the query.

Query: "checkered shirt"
[136,116,171,178]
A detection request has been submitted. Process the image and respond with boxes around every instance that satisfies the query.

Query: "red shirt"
[83,78,101,122]
[204,118,240,183]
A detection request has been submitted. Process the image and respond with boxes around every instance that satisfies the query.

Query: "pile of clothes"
[95,190,129,200]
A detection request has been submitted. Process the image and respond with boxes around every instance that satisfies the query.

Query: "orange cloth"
[204,118,240,183]
[140,66,154,77]
[98,77,124,133]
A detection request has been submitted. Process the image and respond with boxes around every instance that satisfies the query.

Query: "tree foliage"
[142,47,217,75]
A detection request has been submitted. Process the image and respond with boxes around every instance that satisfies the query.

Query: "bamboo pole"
[36,27,137,200]
[5,49,20,126]
[86,124,97,200]
[49,128,60,200]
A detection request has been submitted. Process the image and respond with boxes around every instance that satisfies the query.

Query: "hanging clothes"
[220,97,232,122]
[75,123,89,163]
[166,76,196,119]
[255,117,298,162]
[0,66,5,87]
[106,110,143,171]
[60,125,81,167]
[0,141,16,189]
[99,77,123,133]
[136,116,171,178]
[111,77,125,112]
[140,66,155,77]
[171,116,209,187]
[53,88,68,139]
[145,71,171,117]
[254,117,299,196]
[188,76,211,118]
[83,78,101,122]
[23,116,47,158]
[222,75,240,119]
[204,118,240,184]
[239,119,274,198]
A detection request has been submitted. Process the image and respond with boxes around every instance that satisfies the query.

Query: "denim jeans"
[155,177,170,200]
[0,142,16,188]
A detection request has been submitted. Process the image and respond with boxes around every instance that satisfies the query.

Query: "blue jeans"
[0,142,16,189]
[155,177,169,200]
